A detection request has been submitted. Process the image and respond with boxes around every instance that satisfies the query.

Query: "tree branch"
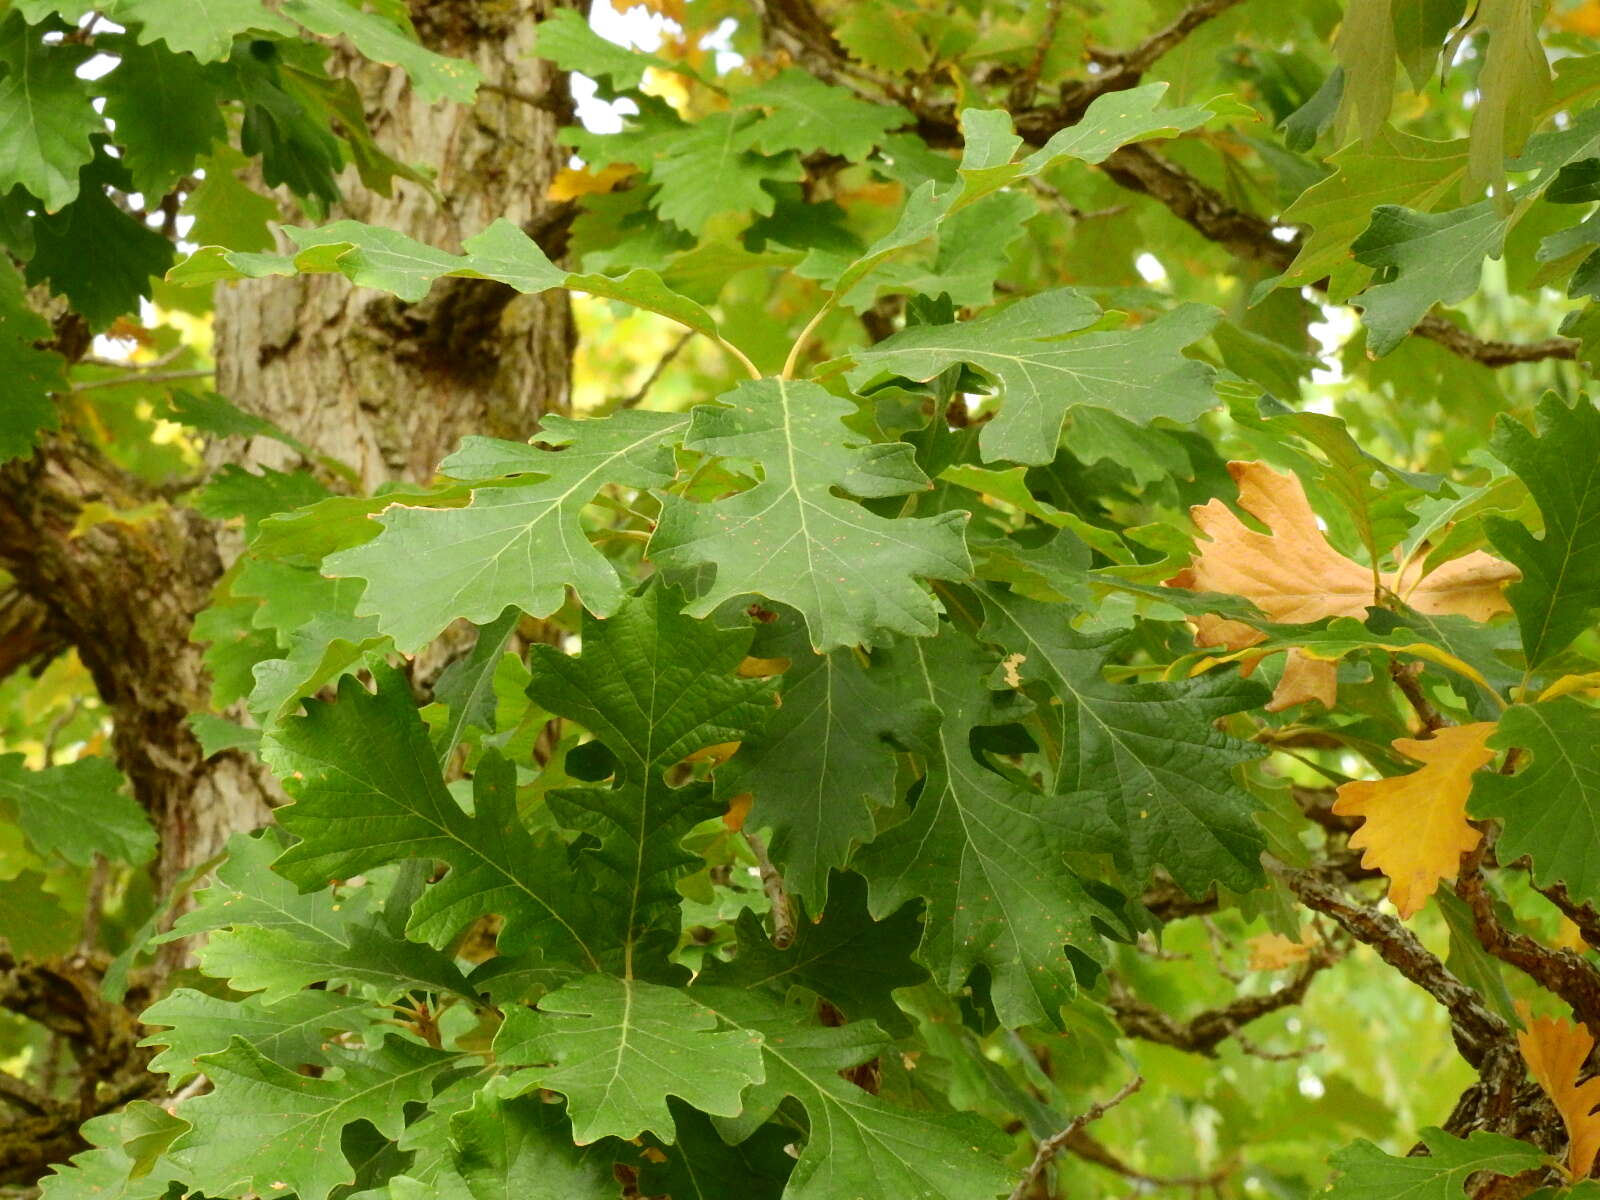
[1107,946,1339,1057]
[1454,851,1600,1035]
[1282,868,1511,1068]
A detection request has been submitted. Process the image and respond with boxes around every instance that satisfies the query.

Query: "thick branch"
[1282,869,1511,1068]
[1454,853,1600,1034]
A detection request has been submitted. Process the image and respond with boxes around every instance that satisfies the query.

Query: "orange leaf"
[1168,462,1518,707]
[1518,1007,1600,1177]
[1265,649,1338,713]
[722,792,753,832]
[1553,0,1600,36]
[1331,723,1498,919]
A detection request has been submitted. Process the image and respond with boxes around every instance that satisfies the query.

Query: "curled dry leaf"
[1167,461,1518,710]
[1331,723,1498,919]
[1517,1007,1600,1178]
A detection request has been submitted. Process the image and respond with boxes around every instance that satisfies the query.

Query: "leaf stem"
[781,295,838,380]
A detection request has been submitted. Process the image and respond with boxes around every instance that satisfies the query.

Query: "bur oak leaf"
[1518,1008,1600,1177]
[323,410,689,652]
[846,290,1220,467]
[1169,460,1517,709]
[1331,724,1498,919]
[650,378,971,652]
[493,974,765,1145]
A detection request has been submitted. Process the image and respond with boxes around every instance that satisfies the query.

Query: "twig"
[1530,875,1600,949]
[1106,947,1337,1057]
[744,832,795,949]
[1009,1076,1144,1200]
[1063,1127,1235,1190]
[477,80,566,113]
[71,368,214,393]
[617,330,695,409]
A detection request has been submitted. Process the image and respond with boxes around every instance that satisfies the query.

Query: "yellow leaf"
[1331,723,1498,919]
[1247,928,1317,970]
[546,163,636,202]
[615,0,686,20]
[1518,1007,1600,1177]
[1553,0,1600,35]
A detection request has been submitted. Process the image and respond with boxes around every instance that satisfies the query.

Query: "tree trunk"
[0,0,575,896]
[212,2,575,488]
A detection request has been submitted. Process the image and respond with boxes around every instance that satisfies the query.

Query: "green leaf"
[39,1104,187,1200]
[278,0,481,104]
[0,257,66,462]
[530,7,678,91]
[699,871,928,1035]
[737,69,910,160]
[980,588,1270,896]
[494,974,766,1144]
[698,988,1014,1200]
[1333,0,1397,142]
[651,378,971,651]
[139,989,373,1082]
[1393,0,1467,89]
[0,869,75,956]
[716,614,939,902]
[183,144,280,253]
[167,831,477,1004]
[1351,200,1507,356]
[110,0,294,61]
[448,1087,615,1200]
[1276,128,1468,301]
[1464,0,1551,188]
[0,753,154,866]
[525,582,776,966]
[636,1102,794,1200]
[853,624,1128,1029]
[265,680,604,968]
[324,411,688,652]
[1471,699,1600,905]
[648,112,805,236]
[100,39,227,198]
[24,151,176,328]
[1485,395,1600,667]
[175,1035,456,1200]
[0,12,98,211]
[1325,1126,1545,1199]
[847,292,1220,466]
[432,606,519,767]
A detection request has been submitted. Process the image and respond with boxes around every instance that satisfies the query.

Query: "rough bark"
[212,2,575,488]
[0,0,576,896]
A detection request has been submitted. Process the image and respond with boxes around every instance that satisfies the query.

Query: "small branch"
[744,832,795,949]
[1106,946,1337,1057]
[1062,1127,1235,1190]
[0,1070,62,1118]
[477,80,566,113]
[71,368,214,393]
[617,330,695,409]
[1531,875,1600,949]
[1008,1076,1144,1200]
